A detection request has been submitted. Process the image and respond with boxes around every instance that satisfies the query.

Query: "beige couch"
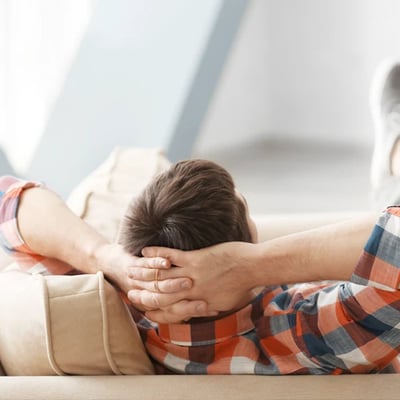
[0,148,398,399]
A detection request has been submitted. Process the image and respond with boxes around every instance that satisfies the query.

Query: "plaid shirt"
[2,175,400,375]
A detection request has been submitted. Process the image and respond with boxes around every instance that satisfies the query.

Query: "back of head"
[119,159,252,256]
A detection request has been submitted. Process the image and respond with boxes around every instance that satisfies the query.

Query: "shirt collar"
[157,289,267,346]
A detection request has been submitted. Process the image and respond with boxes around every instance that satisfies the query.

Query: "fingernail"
[195,303,206,313]
[161,260,167,268]
[209,311,219,316]
[181,280,191,289]
[127,293,137,302]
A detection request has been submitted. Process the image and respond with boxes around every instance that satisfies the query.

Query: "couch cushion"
[0,270,154,376]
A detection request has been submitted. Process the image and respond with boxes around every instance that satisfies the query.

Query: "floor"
[196,138,373,215]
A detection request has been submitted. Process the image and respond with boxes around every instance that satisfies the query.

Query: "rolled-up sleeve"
[352,207,400,290]
[0,175,43,255]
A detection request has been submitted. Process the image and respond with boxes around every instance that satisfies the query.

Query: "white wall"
[26,0,225,195]
[5,0,400,178]
[0,2,6,151]
[196,0,400,154]
[0,0,223,183]
[0,0,225,194]
[0,0,95,174]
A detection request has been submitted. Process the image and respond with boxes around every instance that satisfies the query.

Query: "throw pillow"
[0,270,154,375]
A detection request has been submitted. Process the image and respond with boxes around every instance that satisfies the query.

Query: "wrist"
[91,242,114,275]
[91,243,134,294]
[235,242,267,290]
[247,239,298,287]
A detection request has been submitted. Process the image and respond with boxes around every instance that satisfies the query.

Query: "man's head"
[119,159,257,256]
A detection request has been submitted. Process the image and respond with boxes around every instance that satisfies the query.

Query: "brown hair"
[119,159,252,256]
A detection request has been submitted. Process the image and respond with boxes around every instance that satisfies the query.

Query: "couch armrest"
[253,211,369,241]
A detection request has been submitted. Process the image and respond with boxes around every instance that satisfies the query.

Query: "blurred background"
[0,0,399,214]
